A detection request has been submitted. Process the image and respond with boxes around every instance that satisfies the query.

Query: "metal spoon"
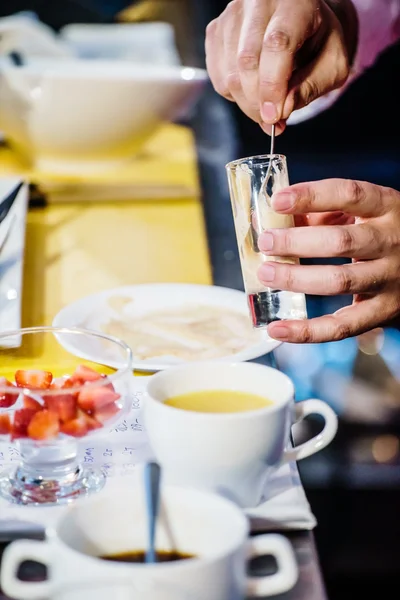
[260,123,275,199]
[243,123,276,252]
[144,462,161,564]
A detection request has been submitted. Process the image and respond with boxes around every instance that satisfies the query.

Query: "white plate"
[0,178,28,347]
[52,284,280,371]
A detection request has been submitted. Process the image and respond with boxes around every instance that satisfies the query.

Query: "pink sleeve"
[353,0,400,74]
[288,0,400,125]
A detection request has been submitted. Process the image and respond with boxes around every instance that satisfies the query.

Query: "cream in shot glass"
[226,154,307,327]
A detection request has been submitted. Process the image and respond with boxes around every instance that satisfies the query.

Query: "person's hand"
[205,0,358,134]
[257,179,400,343]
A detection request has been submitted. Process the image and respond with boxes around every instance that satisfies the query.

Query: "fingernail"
[268,324,290,341]
[259,232,274,252]
[271,192,296,211]
[261,102,277,124]
[259,264,275,283]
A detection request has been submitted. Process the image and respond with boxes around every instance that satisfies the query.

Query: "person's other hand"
[205,0,358,134]
[257,179,400,342]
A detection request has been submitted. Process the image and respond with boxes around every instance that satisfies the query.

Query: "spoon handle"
[145,462,161,563]
[260,123,275,199]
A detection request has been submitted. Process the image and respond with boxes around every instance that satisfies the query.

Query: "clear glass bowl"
[0,326,133,505]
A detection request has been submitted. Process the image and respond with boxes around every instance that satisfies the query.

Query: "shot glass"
[226,154,307,328]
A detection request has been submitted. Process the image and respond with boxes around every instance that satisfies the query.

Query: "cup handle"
[246,533,298,597]
[1,540,52,600]
[283,398,338,463]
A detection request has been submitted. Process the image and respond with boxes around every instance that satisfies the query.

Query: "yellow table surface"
[0,124,199,200]
[0,125,212,376]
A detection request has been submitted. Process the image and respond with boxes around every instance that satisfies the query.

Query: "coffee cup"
[144,362,338,507]
[1,480,298,600]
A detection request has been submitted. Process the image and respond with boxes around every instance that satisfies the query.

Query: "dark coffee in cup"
[100,550,194,563]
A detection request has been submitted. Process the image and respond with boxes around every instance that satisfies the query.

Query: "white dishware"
[52,284,281,371]
[0,12,73,59]
[0,380,318,541]
[0,59,207,174]
[144,362,338,508]
[0,482,299,600]
[60,22,181,65]
[0,178,28,347]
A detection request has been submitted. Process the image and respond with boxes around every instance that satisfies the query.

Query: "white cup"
[1,482,298,600]
[144,362,338,508]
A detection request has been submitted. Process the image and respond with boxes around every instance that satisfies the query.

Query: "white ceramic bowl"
[0,59,208,173]
[60,22,181,65]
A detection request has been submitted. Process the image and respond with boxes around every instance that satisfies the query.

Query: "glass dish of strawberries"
[0,326,133,505]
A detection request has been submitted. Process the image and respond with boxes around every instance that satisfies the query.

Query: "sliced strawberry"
[12,408,37,439]
[46,377,78,422]
[62,378,76,389]
[45,394,77,423]
[70,365,102,384]
[15,370,53,390]
[77,386,120,413]
[27,410,60,441]
[0,413,11,435]
[60,415,88,438]
[23,397,43,412]
[0,377,18,408]
[50,377,75,391]
[62,378,78,393]
[103,379,116,392]
[0,394,17,408]
[95,401,120,424]
[80,411,102,432]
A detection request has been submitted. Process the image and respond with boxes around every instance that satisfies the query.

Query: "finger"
[258,258,393,296]
[205,19,232,99]
[258,223,385,259]
[294,214,308,227]
[270,179,397,218]
[266,296,390,344]
[236,0,271,118]
[357,328,385,354]
[306,212,355,226]
[258,0,321,123]
[282,13,349,118]
[223,2,261,123]
[260,119,287,136]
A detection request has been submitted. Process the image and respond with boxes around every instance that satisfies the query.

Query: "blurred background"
[0,1,399,598]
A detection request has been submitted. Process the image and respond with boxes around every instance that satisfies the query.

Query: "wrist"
[324,0,359,68]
